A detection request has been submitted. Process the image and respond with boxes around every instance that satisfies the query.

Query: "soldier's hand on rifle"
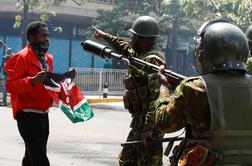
[30,71,48,86]
[157,65,172,89]
[141,130,153,146]
[92,25,106,40]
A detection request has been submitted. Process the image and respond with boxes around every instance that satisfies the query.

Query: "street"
[0,102,182,166]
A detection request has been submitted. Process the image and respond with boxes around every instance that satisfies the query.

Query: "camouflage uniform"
[103,34,166,166]
[147,72,252,165]
[146,19,252,166]
[146,76,210,165]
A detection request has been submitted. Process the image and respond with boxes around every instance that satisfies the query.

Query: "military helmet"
[129,16,160,37]
[194,19,249,75]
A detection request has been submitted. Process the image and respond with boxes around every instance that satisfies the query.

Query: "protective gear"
[129,16,160,37]
[130,35,141,54]
[31,42,49,56]
[199,73,252,164]
[194,19,249,75]
[123,48,165,117]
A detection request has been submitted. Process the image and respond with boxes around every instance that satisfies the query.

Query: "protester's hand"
[141,130,153,146]
[68,68,76,80]
[31,71,47,85]
[92,25,106,39]
[157,65,172,89]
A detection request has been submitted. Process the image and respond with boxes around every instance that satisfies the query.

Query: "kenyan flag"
[44,77,94,123]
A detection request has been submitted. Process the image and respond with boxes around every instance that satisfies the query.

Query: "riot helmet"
[129,16,160,37]
[194,19,249,75]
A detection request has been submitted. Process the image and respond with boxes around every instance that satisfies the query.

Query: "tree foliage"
[92,0,162,37]
[90,0,252,71]
[14,0,64,33]
[14,0,66,47]
[93,0,252,35]
[179,0,252,30]
[90,0,192,71]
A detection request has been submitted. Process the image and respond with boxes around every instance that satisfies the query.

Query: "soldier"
[143,19,252,165]
[93,16,166,166]
[245,25,252,74]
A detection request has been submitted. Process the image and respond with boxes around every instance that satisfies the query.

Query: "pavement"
[0,96,184,166]
[0,102,130,166]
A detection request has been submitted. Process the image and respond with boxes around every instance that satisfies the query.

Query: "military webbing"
[123,45,165,118]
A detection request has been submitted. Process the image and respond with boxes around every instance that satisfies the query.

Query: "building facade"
[0,0,114,73]
[0,0,197,76]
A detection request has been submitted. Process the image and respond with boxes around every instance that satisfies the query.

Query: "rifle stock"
[81,40,186,88]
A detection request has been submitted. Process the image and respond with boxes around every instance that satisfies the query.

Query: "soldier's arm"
[103,34,134,57]
[147,77,209,133]
[144,87,171,131]
[143,54,166,67]
[92,26,134,57]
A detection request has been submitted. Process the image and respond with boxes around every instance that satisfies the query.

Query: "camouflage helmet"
[194,19,249,75]
[129,16,160,37]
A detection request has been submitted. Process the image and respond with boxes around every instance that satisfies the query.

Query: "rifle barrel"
[81,40,186,87]
[121,137,184,146]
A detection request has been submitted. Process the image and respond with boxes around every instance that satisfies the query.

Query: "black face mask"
[130,38,141,54]
[31,42,49,56]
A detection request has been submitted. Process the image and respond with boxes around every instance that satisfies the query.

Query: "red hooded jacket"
[5,45,53,119]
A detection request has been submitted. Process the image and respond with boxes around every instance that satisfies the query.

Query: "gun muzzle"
[81,40,124,60]
[81,40,108,58]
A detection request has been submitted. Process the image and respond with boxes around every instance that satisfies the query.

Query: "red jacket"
[5,45,54,119]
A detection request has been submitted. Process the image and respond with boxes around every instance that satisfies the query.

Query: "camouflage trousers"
[118,127,164,166]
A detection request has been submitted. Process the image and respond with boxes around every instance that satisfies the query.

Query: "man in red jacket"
[5,21,53,166]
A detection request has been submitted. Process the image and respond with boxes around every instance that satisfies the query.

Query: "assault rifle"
[81,40,186,88]
[120,137,184,147]
[121,136,185,157]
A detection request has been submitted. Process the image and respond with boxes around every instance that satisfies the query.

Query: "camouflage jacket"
[103,34,166,128]
[146,77,215,165]
[146,77,210,133]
